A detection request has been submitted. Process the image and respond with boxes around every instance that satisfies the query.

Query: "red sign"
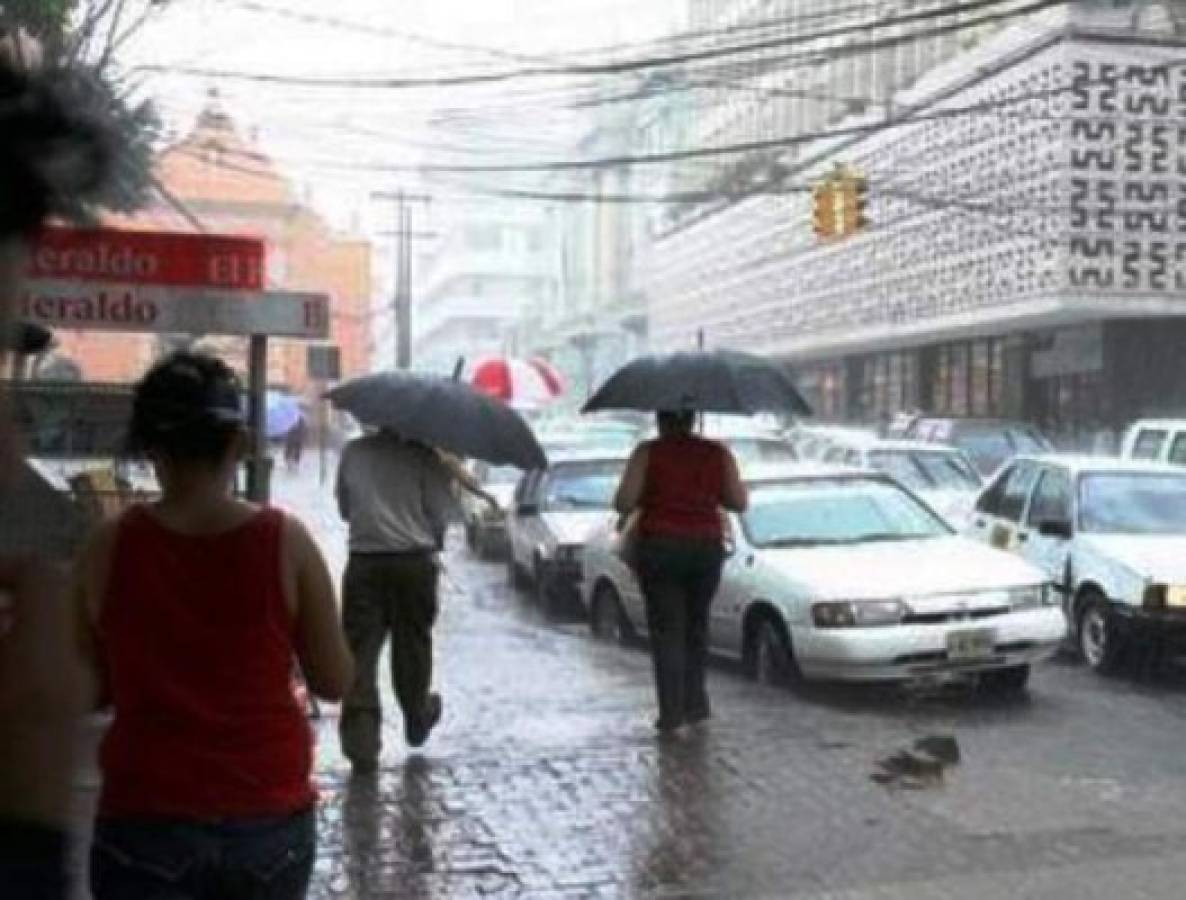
[26,227,266,291]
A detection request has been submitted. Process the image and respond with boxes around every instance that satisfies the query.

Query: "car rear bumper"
[794,608,1067,682]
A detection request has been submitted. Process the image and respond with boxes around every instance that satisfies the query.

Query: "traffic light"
[812,181,839,239]
[837,170,869,236]
[811,166,869,241]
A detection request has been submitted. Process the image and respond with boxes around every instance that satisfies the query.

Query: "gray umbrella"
[582,350,812,416]
[326,372,547,470]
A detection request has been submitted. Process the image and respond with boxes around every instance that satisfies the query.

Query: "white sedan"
[966,455,1186,673]
[582,465,1065,692]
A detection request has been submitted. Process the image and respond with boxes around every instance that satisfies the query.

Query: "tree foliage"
[1,0,162,214]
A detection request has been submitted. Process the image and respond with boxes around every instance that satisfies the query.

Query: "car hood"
[755,535,1043,601]
[541,511,613,546]
[1078,534,1186,583]
[916,489,976,525]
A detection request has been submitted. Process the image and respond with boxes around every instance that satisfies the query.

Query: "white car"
[817,437,983,527]
[506,453,627,611]
[582,465,1063,692]
[966,455,1186,673]
[1119,419,1186,466]
[460,462,522,559]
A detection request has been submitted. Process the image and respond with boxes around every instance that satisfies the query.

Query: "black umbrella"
[583,350,812,416]
[326,371,547,470]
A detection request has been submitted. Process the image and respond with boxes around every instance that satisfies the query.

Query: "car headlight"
[1007,585,1055,611]
[556,545,583,565]
[811,599,907,628]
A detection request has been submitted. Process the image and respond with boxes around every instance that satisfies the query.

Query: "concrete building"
[645,1,1186,446]
[413,200,556,375]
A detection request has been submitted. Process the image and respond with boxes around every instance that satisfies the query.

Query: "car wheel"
[980,664,1030,695]
[746,614,799,687]
[1078,592,1124,674]
[591,583,632,644]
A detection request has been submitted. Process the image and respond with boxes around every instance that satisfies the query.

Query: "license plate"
[947,629,995,661]
[1168,586,1186,609]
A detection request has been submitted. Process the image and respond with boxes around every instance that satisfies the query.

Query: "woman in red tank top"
[75,352,353,900]
[614,410,747,734]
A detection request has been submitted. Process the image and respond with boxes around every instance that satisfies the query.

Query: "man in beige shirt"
[335,430,458,769]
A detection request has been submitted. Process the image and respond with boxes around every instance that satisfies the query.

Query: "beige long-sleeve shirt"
[335,433,457,554]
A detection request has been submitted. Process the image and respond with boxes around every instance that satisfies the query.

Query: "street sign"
[307,344,341,380]
[18,280,330,339]
[27,227,266,291]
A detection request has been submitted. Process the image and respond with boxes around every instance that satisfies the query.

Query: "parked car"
[967,455,1186,673]
[506,453,628,611]
[583,464,1063,692]
[460,462,522,558]
[642,417,800,466]
[904,417,1053,477]
[786,425,878,462]
[1119,419,1186,466]
[815,436,983,526]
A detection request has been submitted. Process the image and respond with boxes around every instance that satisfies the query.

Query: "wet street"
[69,466,1186,899]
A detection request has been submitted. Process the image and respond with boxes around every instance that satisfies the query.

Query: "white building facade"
[413,201,557,375]
[645,2,1186,445]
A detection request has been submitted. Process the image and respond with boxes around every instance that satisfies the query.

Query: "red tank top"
[97,505,315,819]
[639,435,727,540]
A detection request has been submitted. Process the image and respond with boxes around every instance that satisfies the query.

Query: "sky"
[116,0,684,233]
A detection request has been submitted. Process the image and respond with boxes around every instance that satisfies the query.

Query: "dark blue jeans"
[636,535,725,728]
[90,808,316,900]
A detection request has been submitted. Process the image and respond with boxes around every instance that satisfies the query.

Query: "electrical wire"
[132,0,1058,90]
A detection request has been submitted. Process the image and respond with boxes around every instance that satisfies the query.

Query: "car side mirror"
[1037,519,1072,539]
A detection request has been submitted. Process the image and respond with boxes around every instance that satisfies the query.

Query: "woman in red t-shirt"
[614,410,747,734]
[76,352,354,899]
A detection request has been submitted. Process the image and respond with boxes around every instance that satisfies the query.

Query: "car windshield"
[954,428,1013,464]
[1078,473,1186,534]
[742,479,951,548]
[726,437,798,464]
[543,461,624,511]
[912,451,981,490]
[866,450,930,492]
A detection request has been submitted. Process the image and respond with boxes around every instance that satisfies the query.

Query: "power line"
[132,0,1056,90]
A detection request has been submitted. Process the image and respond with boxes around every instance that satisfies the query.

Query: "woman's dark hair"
[656,409,696,436]
[128,351,245,464]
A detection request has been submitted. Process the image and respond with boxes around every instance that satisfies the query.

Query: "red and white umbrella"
[471,357,564,408]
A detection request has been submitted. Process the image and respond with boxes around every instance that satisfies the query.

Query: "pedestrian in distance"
[285,416,307,471]
[335,428,457,772]
[613,409,748,736]
[75,351,354,900]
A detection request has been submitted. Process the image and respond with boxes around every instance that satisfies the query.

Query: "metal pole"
[247,334,269,502]
[395,191,413,369]
[317,387,328,487]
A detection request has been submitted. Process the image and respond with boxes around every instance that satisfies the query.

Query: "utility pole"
[372,190,432,369]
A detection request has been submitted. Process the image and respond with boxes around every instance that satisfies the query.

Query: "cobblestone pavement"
[73,466,1186,898]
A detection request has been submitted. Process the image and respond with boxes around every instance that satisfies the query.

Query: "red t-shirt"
[97,505,315,819]
[638,435,727,541]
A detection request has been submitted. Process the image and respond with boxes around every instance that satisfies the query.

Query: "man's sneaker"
[406,693,443,748]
